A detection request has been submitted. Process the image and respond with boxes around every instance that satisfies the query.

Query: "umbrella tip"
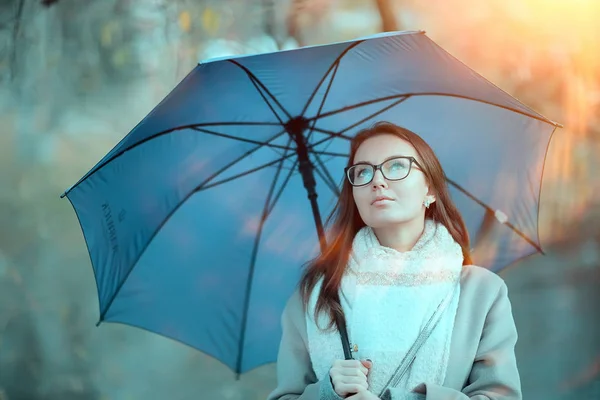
[95,320,102,327]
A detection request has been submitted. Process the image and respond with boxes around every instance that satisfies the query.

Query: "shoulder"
[280,288,310,346]
[460,264,506,290]
[459,265,510,307]
[283,288,306,322]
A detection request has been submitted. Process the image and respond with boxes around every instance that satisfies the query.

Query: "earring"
[423,198,431,208]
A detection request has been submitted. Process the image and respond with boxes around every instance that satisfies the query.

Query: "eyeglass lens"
[348,157,412,186]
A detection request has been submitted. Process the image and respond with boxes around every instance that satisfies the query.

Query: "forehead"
[353,134,417,164]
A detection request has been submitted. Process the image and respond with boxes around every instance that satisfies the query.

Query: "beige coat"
[267,265,522,399]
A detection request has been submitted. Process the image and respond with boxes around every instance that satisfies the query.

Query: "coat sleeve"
[267,290,344,400]
[382,281,522,400]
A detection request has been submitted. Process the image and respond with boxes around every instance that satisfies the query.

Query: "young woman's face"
[351,134,434,229]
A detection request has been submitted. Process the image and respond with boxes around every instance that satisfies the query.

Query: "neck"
[373,217,426,252]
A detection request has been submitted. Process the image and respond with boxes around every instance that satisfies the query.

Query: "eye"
[388,159,409,170]
[356,167,371,177]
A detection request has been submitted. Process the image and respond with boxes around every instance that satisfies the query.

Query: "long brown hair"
[299,121,472,331]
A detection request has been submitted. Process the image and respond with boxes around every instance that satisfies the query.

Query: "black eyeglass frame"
[344,156,423,187]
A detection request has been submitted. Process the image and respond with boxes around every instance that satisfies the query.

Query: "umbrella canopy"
[61,31,559,375]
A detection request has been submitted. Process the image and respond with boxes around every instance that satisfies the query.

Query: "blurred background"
[0,0,599,399]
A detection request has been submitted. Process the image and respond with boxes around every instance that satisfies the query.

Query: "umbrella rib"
[228,59,292,122]
[267,159,298,216]
[247,74,287,126]
[197,150,296,196]
[166,127,288,191]
[308,126,352,141]
[311,153,342,197]
[309,149,349,158]
[446,177,543,253]
[304,97,410,155]
[191,127,293,157]
[307,133,346,153]
[534,125,558,253]
[305,61,340,145]
[300,40,364,117]
[235,139,294,376]
[95,135,293,323]
[96,155,293,324]
[196,147,296,192]
[306,127,354,164]
[305,94,412,121]
[195,141,347,193]
[310,126,347,136]
[61,121,285,198]
[308,137,349,161]
[305,93,559,127]
[336,96,411,136]
[192,122,284,127]
[194,148,346,197]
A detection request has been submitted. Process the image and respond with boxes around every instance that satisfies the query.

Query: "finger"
[337,368,368,378]
[340,359,363,368]
[334,359,360,368]
[337,383,368,396]
[349,360,369,375]
[360,359,373,370]
[338,359,369,375]
[358,364,369,375]
[348,376,369,386]
[331,375,368,388]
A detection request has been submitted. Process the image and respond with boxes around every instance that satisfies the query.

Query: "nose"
[371,169,388,189]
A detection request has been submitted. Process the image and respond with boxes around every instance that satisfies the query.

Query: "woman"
[267,122,521,400]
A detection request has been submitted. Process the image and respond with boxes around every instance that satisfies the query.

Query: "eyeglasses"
[345,156,423,187]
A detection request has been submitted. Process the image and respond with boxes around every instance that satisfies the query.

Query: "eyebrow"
[353,155,410,164]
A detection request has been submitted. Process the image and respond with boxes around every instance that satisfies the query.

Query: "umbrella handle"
[335,313,354,360]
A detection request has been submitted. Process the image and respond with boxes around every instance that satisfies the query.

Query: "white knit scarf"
[306,220,463,394]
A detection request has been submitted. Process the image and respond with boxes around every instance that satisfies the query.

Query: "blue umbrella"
[61,31,559,376]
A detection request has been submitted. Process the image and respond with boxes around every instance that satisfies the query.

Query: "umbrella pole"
[295,139,354,360]
[288,118,354,360]
[288,118,327,254]
[300,162,327,254]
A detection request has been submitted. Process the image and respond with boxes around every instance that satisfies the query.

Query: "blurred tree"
[263,0,279,48]
[0,311,43,399]
[286,0,401,46]
[2,0,24,81]
[0,185,100,398]
[375,0,400,32]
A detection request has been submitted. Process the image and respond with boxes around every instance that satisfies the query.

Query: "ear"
[426,194,436,204]
[423,193,436,209]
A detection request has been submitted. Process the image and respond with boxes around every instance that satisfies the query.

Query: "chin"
[364,214,415,229]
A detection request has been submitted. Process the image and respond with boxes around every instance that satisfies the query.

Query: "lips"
[372,196,395,205]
